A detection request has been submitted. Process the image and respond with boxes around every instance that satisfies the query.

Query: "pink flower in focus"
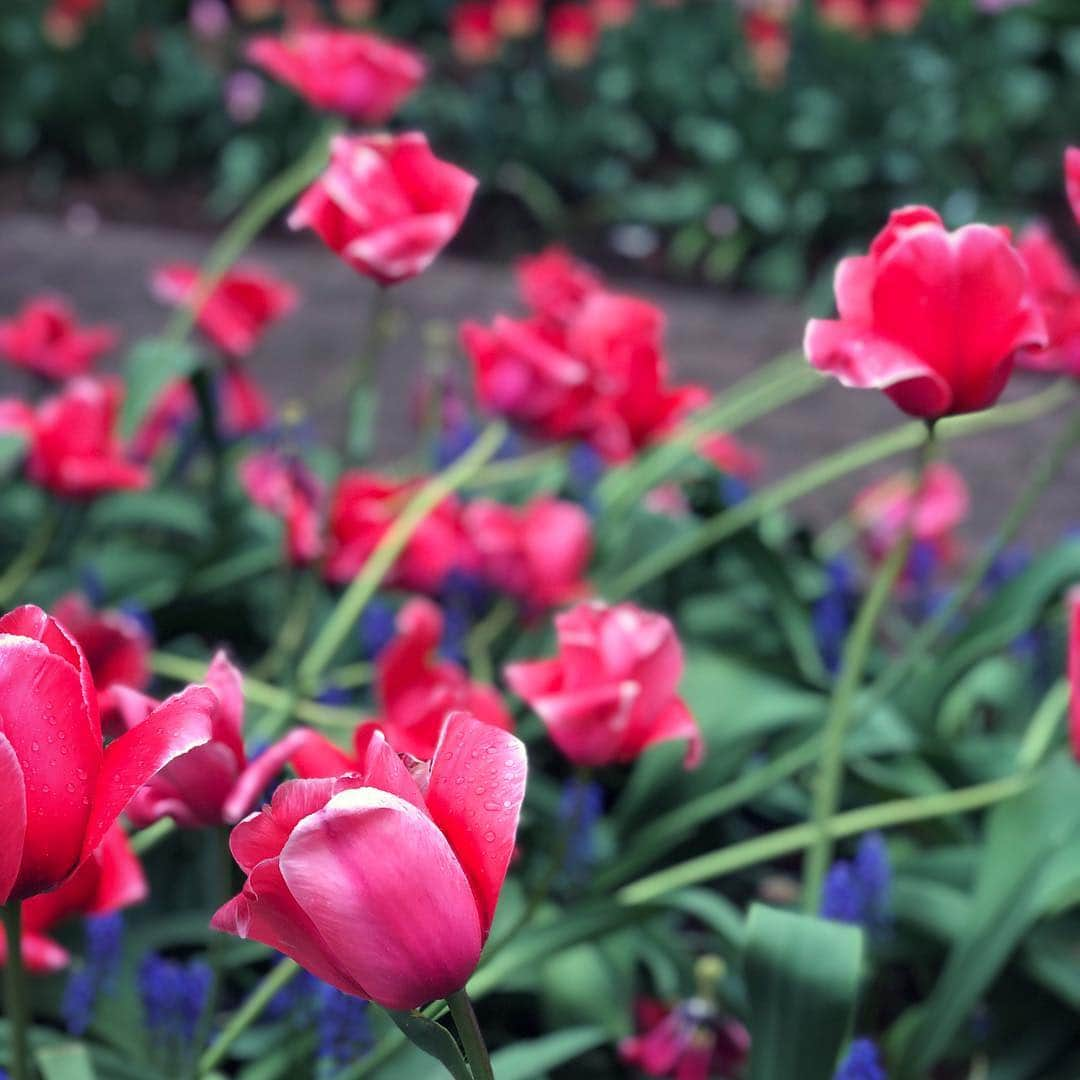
[151,263,297,358]
[0,296,117,380]
[805,206,1047,419]
[212,712,527,1010]
[506,600,702,768]
[240,450,325,565]
[851,461,969,569]
[246,28,425,124]
[463,496,592,610]
[288,133,478,285]
[0,826,146,974]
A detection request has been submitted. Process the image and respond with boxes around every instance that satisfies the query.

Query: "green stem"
[601,380,1072,600]
[325,661,374,690]
[616,771,1032,907]
[470,445,569,488]
[0,505,59,606]
[197,958,300,1076]
[190,367,226,517]
[345,287,392,464]
[164,122,340,346]
[298,420,509,689]
[2,902,30,1080]
[446,990,494,1080]
[130,817,177,856]
[1017,677,1070,770]
[802,424,937,910]
[466,598,516,685]
[251,569,319,681]
[871,405,1080,705]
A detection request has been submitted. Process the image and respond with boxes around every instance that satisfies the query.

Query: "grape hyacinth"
[314,981,374,1076]
[61,913,126,1036]
[835,1038,887,1080]
[813,556,856,675]
[821,832,891,933]
[139,953,214,1069]
[357,598,396,660]
[558,777,605,889]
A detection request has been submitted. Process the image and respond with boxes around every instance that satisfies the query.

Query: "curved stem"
[298,420,509,689]
[802,424,937,910]
[616,771,1032,907]
[2,902,30,1080]
[0,504,59,607]
[601,381,1072,600]
[197,958,299,1076]
[447,990,494,1080]
[130,817,176,856]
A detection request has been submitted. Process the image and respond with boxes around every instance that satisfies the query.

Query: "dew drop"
[484,831,495,842]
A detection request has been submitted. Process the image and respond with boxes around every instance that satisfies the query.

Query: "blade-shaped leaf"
[120,338,202,439]
[386,1010,473,1080]
[488,1027,608,1080]
[36,1042,97,1080]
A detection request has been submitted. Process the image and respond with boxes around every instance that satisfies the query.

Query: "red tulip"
[212,712,527,1010]
[1069,588,1080,761]
[741,11,791,88]
[151,264,297,358]
[696,432,762,480]
[877,0,927,32]
[131,380,197,462]
[288,133,478,285]
[219,363,275,435]
[114,652,251,829]
[805,206,1047,419]
[547,3,600,67]
[1067,148,1080,227]
[516,246,604,327]
[0,826,146,974]
[240,451,325,566]
[851,461,968,569]
[450,2,501,63]
[246,28,425,124]
[225,599,513,816]
[1,378,149,498]
[493,0,542,37]
[0,296,117,380]
[51,593,152,730]
[462,496,592,610]
[506,601,702,768]
[0,605,215,903]
[591,0,636,28]
[1014,224,1080,377]
[325,471,473,591]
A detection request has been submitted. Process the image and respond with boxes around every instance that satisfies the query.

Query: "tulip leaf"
[743,904,864,1080]
[488,1026,608,1079]
[0,432,27,475]
[119,337,202,440]
[35,1042,97,1080]
[386,1009,475,1080]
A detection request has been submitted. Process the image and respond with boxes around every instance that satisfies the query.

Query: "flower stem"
[344,286,393,464]
[447,990,495,1080]
[130,817,176,855]
[0,503,60,607]
[2,902,31,1080]
[197,957,300,1076]
[802,423,937,910]
[297,419,508,690]
[601,380,1072,600]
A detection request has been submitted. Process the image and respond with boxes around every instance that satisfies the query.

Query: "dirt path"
[1,212,1076,550]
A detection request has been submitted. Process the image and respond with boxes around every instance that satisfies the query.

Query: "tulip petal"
[425,711,527,934]
[82,686,216,860]
[87,826,148,914]
[212,859,366,998]
[280,786,484,1010]
[0,733,27,904]
[1066,148,1080,227]
[632,697,703,769]
[352,726,427,813]
[0,929,70,974]
[206,651,246,766]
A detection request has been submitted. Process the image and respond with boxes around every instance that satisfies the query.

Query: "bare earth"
[1,211,1076,550]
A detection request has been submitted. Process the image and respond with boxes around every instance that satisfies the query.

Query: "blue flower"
[316,685,352,707]
[568,443,604,513]
[813,557,856,675]
[821,832,891,933]
[357,599,397,660]
[60,913,127,1036]
[834,1038,886,1080]
[138,953,213,1064]
[435,418,519,470]
[315,982,373,1074]
[983,545,1030,591]
[558,778,605,888]
[61,969,97,1037]
[719,475,750,506]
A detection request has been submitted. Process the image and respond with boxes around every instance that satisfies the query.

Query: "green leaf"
[119,337,202,439]
[86,490,212,544]
[386,1010,473,1080]
[36,1042,97,1080]
[488,1027,608,1080]
[744,904,864,1080]
[0,432,27,475]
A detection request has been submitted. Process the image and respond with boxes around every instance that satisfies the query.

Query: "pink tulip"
[506,600,702,768]
[212,711,527,1010]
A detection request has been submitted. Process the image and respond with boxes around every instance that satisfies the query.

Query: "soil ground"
[1,210,1077,552]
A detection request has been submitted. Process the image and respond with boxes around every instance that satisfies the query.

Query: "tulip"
[288,133,478,285]
[1068,148,1080,227]
[0,605,215,903]
[151,263,297,358]
[223,600,513,817]
[450,2,501,63]
[212,711,527,1010]
[493,0,542,36]
[0,826,146,974]
[696,431,762,480]
[805,206,1047,419]
[118,652,252,829]
[0,296,117,380]
[516,246,604,327]
[240,451,325,566]
[462,496,592,610]
[51,593,152,699]
[219,363,275,435]
[0,378,149,498]
[506,600,702,768]
[131,379,197,462]
[246,28,425,124]
[591,0,636,28]
[547,3,600,67]
[1014,224,1080,377]
[619,997,750,1079]
[325,470,473,592]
